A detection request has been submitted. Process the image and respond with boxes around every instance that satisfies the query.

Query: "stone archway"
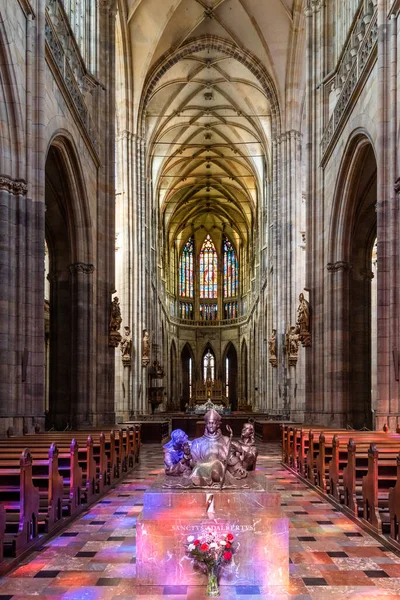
[223,342,238,411]
[327,134,377,428]
[180,343,194,411]
[45,138,93,429]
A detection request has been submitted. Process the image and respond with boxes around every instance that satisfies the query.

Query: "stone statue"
[268,329,277,368]
[297,293,311,347]
[120,326,132,365]
[286,325,300,367]
[110,297,122,331]
[109,296,122,347]
[163,429,193,476]
[142,329,150,366]
[231,423,258,471]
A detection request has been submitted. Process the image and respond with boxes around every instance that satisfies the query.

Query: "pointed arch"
[181,342,194,410]
[327,130,377,428]
[241,339,248,406]
[223,342,238,411]
[46,133,93,264]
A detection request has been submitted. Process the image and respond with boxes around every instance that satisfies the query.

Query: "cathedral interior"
[2,0,400,597]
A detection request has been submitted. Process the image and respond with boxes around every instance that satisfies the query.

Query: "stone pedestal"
[136,474,289,587]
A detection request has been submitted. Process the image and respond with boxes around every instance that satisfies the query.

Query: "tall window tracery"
[179,237,194,298]
[177,233,239,321]
[223,236,238,298]
[203,349,215,383]
[200,235,218,299]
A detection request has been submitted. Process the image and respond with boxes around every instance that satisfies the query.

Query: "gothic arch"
[169,339,178,407]
[46,133,93,264]
[45,137,94,429]
[181,342,194,411]
[223,342,238,411]
[139,35,281,138]
[241,338,248,405]
[327,131,377,428]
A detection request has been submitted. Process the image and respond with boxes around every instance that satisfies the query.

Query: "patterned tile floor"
[1,443,400,599]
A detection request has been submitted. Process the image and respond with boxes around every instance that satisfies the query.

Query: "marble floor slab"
[0,443,399,599]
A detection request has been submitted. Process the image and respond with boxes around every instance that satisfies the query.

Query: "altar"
[192,379,227,406]
[136,475,289,587]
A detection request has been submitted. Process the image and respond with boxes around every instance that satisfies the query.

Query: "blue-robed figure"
[163,428,193,476]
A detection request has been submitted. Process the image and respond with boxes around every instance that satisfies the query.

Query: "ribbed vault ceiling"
[123,0,304,252]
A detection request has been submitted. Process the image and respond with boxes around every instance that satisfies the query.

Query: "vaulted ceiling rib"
[124,0,301,252]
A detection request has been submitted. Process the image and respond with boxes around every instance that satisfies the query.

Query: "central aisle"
[0,444,400,599]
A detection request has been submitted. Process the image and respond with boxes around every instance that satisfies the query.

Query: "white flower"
[209,542,217,549]
[188,543,195,551]
[187,535,195,543]
[220,540,226,546]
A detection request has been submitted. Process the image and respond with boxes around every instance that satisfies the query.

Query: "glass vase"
[206,564,220,597]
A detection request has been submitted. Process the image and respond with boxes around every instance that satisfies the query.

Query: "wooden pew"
[0,443,63,533]
[362,443,399,534]
[318,431,398,496]
[389,452,400,542]
[0,449,40,556]
[0,438,83,515]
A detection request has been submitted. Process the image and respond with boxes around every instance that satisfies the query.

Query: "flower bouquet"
[185,529,234,597]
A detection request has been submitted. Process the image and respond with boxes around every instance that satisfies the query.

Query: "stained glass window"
[223,236,238,298]
[200,235,218,298]
[224,301,238,320]
[179,302,193,320]
[200,303,218,320]
[179,237,194,298]
[203,349,215,382]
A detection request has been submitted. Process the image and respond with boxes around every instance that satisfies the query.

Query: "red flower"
[200,543,209,552]
[226,533,234,541]
[194,540,200,546]
[225,542,231,549]
[223,551,232,561]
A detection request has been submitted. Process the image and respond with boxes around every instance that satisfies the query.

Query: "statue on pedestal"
[286,325,300,367]
[297,293,311,347]
[120,325,132,365]
[163,410,258,488]
[109,296,122,347]
[268,329,277,368]
[142,329,150,366]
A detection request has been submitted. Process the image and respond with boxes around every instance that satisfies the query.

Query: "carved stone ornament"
[68,262,95,275]
[327,261,352,273]
[120,325,132,366]
[0,176,28,195]
[296,293,311,347]
[142,329,150,367]
[109,296,122,347]
[268,329,277,368]
[286,325,300,367]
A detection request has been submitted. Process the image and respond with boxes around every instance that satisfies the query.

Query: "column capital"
[327,261,352,273]
[68,262,95,275]
[0,176,28,195]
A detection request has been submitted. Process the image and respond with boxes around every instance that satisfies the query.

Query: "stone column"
[326,261,352,426]
[69,262,95,426]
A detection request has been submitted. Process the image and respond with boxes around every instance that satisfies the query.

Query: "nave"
[0,445,400,600]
